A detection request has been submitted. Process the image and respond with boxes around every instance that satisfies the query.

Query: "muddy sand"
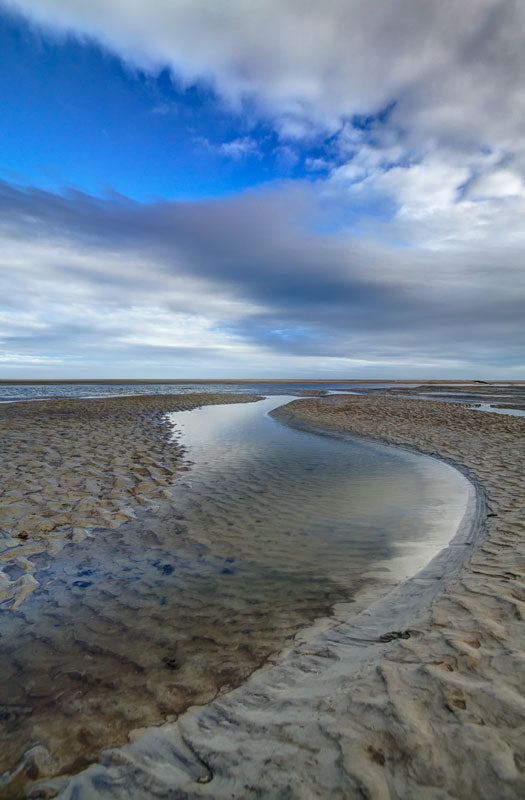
[1,393,524,799]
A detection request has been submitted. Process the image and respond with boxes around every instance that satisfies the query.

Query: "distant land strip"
[1,378,524,385]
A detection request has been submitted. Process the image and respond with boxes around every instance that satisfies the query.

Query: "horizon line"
[1,378,523,385]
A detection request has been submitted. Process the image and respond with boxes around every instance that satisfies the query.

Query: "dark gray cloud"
[0,178,523,377]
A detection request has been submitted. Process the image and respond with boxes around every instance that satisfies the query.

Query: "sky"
[0,0,524,379]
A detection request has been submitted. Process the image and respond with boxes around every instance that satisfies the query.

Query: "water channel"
[0,395,472,790]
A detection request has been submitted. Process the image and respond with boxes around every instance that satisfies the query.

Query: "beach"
[1,392,524,798]
[0,393,259,609]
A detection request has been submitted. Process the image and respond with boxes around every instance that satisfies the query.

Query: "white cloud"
[323,144,525,252]
[219,137,259,159]
[304,157,329,172]
[0,230,271,374]
[4,0,524,152]
[3,1,525,255]
[0,352,74,364]
[469,169,524,200]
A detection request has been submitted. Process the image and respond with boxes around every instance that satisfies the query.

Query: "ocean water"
[1,381,524,416]
[0,380,403,403]
[0,395,472,785]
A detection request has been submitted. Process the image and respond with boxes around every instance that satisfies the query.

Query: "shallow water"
[170,396,472,586]
[0,381,349,402]
[0,381,417,403]
[3,381,524,416]
[472,403,525,417]
[0,396,471,788]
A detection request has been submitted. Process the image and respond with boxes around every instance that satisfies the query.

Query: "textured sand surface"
[0,393,258,609]
[22,393,524,800]
[2,394,368,794]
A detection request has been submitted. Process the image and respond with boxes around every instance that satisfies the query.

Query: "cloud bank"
[0,0,524,376]
[1,178,523,377]
[4,0,525,153]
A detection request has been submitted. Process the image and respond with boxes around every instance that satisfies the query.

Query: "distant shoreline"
[0,378,524,385]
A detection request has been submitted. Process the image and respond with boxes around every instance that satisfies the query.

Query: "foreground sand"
[3,393,524,798]
[19,392,523,800]
[0,393,258,609]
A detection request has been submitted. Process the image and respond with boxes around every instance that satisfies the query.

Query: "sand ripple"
[0,394,259,611]
[25,394,523,800]
[2,394,524,799]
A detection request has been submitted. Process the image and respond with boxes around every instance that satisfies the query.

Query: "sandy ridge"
[25,393,525,800]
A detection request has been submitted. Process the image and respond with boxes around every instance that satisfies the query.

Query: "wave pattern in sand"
[24,394,523,800]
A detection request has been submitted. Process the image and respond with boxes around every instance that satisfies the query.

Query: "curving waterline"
[270,409,483,637]
[26,396,482,799]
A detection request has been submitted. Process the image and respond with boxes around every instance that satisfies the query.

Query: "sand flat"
[2,393,524,799]
[0,393,259,610]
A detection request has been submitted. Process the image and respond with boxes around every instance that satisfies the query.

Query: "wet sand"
[0,393,259,608]
[1,391,471,798]
[2,393,524,798]
[20,392,523,800]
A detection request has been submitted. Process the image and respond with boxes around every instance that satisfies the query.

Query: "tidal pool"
[0,396,471,790]
[170,396,472,589]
